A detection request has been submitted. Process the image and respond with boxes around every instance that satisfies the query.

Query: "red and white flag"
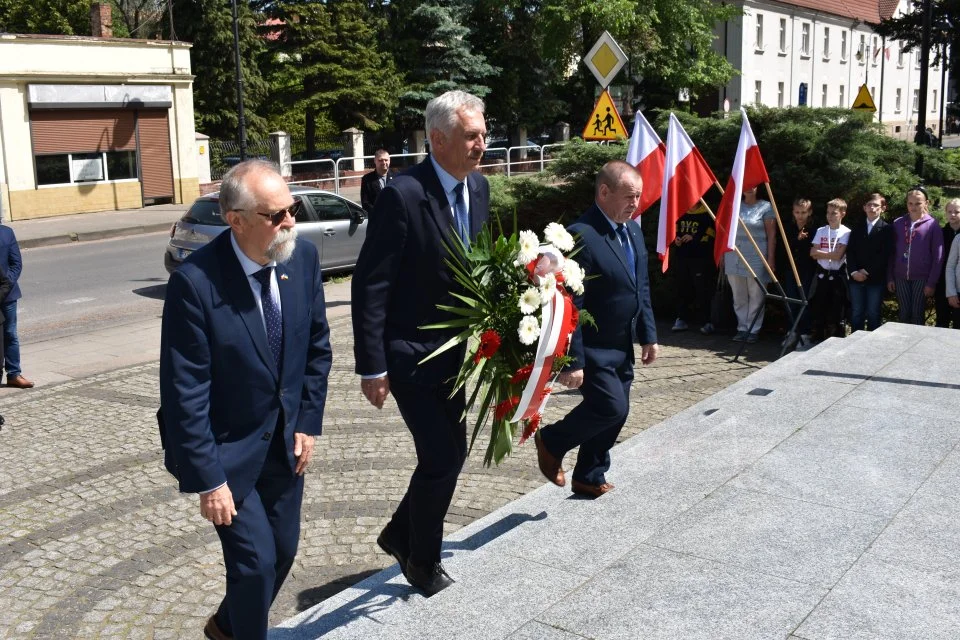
[657,114,717,272]
[713,108,770,265]
[625,111,665,217]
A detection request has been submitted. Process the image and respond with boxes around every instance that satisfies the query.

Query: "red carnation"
[510,364,534,384]
[473,329,502,364]
[494,396,520,421]
[519,414,542,445]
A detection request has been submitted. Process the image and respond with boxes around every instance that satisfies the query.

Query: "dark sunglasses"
[243,200,302,226]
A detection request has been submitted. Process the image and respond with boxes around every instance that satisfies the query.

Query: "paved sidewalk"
[0,305,780,637]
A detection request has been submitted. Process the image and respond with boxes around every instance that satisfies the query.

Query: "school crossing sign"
[852,84,877,113]
[582,90,628,141]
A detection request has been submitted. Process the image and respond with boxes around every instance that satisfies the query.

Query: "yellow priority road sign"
[583,90,627,141]
[852,84,877,112]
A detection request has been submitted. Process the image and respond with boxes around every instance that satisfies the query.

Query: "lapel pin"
[280,274,289,281]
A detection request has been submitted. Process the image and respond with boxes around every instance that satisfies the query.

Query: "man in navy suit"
[352,90,489,596]
[159,160,332,640]
[0,223,32,388]
[847,193,894,331]
[360,149,395,217]
[534,161,658,497]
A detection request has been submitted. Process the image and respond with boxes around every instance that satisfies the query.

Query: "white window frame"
[755,80,763,105]
[839,85,846,108]
[823,27,830,60]
[895,88,902,113]
[800,23,811,57]
[822,84,829,108]
[755,13,765,51]
[858,34,866,65]
[871,37,879,66]
[36,151,139,189]
[898,44,905,67]
[778,81,785,107]
[913,89,920,111]
[779,18,787,54]
[841,31,848,62]
[932,89,938,112]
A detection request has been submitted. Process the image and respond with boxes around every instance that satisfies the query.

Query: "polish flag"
[625,111,665,216]
[657,114,717,272]
[713,108,770,266]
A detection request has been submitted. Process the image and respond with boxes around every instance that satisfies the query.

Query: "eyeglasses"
[240,200,302,226]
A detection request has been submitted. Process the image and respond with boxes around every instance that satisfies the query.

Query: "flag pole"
[764,182,806,301]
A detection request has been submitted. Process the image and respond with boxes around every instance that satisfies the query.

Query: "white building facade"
[714,0,948,140]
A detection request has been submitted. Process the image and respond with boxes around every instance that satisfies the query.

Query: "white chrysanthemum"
[516,230,540,264]
[562,258,585,295]
[518,287,542,314]
[539,272,557,301]
[544,223,574,252]
[518,315,541,345]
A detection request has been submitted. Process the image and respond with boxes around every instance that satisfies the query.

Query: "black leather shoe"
[376,528,409,578]
[406,560,455,596]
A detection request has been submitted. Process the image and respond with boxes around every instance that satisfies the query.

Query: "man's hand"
[924,285,935,298]
[949,295,959,309]
[640,343,659,365]
[294,433,315,475]
[361,376,390,409]
[200,485,237,527]
[851,270,867,283]
[887,281,896,294]
[556,369,584,389]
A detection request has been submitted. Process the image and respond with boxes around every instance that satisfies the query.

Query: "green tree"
[468,0,566,140]
[170,0,269,141]
[0,0,90,34]
[538,0,738,117]
[269,0,402,150]
[392,0,498,131]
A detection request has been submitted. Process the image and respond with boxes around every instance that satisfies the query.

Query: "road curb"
[18,222,175,250]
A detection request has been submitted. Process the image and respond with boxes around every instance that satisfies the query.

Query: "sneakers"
[699,322,715,335]
[672,318,689,332]
[732,331,749,342]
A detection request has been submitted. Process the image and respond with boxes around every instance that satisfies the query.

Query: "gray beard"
[266,228,298,263]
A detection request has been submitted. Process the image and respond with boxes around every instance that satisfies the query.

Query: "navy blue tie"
[253,266,283,368]
[453,182,470,246]
[617,224,636,278]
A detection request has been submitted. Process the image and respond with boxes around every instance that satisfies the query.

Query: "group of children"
[669,189,960,348]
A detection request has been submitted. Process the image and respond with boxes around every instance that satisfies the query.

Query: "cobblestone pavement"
[0,315,780,638]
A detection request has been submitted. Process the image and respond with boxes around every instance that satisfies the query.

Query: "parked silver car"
[163,186,367,274]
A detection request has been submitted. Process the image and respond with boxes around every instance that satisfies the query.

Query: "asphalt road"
[16,232,170,344]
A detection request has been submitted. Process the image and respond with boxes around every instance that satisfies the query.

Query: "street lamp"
[230,0,248,161]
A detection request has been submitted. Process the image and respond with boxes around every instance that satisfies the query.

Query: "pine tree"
[393,0,498,131]
[170,0,269,141]
[270,0,402,151]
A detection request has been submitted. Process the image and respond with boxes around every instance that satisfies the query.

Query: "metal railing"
[275,142,573,194]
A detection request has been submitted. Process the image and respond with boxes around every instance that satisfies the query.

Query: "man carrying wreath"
[534,161,659,497]
[351,90,490,596]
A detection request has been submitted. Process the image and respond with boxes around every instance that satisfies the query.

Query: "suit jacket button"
[262,431,272,441]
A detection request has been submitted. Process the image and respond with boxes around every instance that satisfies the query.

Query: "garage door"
[137,110,174,202]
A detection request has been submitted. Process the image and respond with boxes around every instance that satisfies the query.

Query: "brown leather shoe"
[534,430,565,486]
[571,480,615,498]
[204,615,232,640]
[6,375,34,389]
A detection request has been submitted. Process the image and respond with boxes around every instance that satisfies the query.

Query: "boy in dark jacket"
[847,193,894,331]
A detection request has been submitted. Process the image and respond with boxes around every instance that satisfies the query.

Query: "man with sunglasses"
[159,160,332,640]
[352,90,489,596]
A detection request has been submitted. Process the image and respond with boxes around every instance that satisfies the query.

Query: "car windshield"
[183,199,226,226]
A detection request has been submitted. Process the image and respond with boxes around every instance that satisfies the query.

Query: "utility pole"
[230,0,248,161]
[915,0,932,175]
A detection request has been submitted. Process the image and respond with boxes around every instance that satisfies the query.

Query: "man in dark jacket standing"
[847,194,894,331]
[534,161,658,498]
[0,223,32,388]
[360,149,395,218]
